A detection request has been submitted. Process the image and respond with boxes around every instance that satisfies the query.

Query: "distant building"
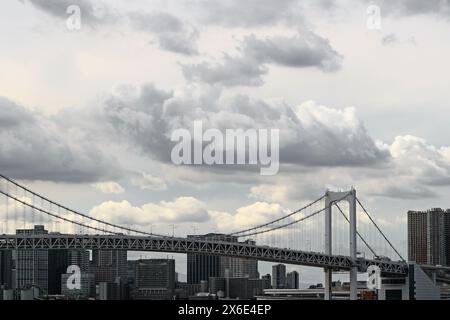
[13,226,93,297]
[262,273,272,289]
[286,271,299,289]
[61,273,95,299]
[68,250,90,272]
[408,208,450,266]
[127,260,137,290]
[187,234,259,284]
[209,276,267,299]
[48,249,69,295]
[222,240,258,279]
[272,264,286,289]
[60,250,94,299]
[98,281,117,300]
[177,282,202,297]
[0,250,13,289]
[91,250,127,284]
[15,225,49,294]
[133,259,176,300]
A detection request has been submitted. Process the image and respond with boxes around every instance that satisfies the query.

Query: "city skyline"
[2,0,450,292]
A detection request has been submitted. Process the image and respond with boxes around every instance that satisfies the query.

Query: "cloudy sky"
[1,0,450,282]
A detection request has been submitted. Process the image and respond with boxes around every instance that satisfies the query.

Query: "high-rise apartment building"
[286,271,299,289]
[408,208,450,266]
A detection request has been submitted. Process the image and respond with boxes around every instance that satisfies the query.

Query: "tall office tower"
[408,208,450,266]
[91,250,127,284]
[0,250,13,289]
[134,259,176,300]
[15,225,49,294]
[187,234,259,284]
[286,271,299,289]
[272,264,286,289]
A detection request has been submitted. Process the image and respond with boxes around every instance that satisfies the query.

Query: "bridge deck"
[0,234,407,275]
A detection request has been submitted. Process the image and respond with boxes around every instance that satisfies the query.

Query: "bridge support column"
[324,268,332,300]
[348,189,358,300]
[324,188,359,300]
[324,193,333,300]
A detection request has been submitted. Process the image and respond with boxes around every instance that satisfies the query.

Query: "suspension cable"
[229,195,326,236]
[334,203,377,257]
[235,206,327,238]
[0,174,160,237]
[0,189,116,235]
[234,194,349,238]
[356,197,405,262]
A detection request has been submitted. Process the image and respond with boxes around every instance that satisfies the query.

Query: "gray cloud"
[0,97,121,183]
[19,0,114,26]
[191,0,299,27]
[100,84,174,163]
[182,32,343,87]
[182,55,268,87]
[374,0,450,17]
[243,33,343,71]
[381,33,398,46]
[129,11,199,55]
[98,83,388,169]
[19,1,199,55]
[371,184,437,200]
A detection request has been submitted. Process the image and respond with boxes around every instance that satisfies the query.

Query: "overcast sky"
[1,0,450,283]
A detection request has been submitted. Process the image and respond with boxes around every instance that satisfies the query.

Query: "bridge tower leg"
[324,193,333,300]
[324,189,359,300]
[348,188,358,300]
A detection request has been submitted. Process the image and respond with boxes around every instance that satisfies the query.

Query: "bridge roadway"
[0,234,408,275]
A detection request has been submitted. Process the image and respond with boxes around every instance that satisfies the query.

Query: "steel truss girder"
[0,235,407,275]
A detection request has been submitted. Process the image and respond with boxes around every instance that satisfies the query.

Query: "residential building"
[408,208,450,266]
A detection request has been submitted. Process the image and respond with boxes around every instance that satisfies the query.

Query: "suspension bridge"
[0,174,409,300]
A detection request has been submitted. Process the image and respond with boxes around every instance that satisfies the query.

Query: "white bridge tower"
[324,188,358,300]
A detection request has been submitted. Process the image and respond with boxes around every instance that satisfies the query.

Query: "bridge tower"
[324,188,357,300]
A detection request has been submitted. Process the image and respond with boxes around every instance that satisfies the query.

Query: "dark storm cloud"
[0,97,121,183]
[182,32,343,87]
